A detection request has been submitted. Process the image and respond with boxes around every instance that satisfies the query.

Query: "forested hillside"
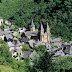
[0,0,72,42]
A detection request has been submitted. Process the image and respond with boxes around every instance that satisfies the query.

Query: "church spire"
[31,18,34,26]
[40,23,44,34]
[46,22,50,33]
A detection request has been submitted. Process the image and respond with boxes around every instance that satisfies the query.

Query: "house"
[54,50,65,57]
[19,37,29,44]
[51,42,62,48]
[21,50,39,61]
[29,50,39,61]
[0,30,11,40]
[15,41,22,49]
[4,34,13,42]
[7,42,15,51]
[27,39,35,48]
[50,38,62,43]
[14,49,22,55]
[15,57,20,61]
[45,43,52,51]
[63,45,71,55]
[21,51,32,60]
[34,40,44,47]
[10,25,15,29]
[0,16,3,26]
[4,20,11,25]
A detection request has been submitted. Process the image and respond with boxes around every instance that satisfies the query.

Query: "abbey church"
[20,18,51,43]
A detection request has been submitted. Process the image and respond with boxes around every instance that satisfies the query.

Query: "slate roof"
[16,41,22,46]
[10,25,15,29]
[63,45,71,55]
[15,49,22,55]
[4,20,11,24]
[25,29,38,37]
[22,51,32,58]
[30,50,39,61]
[7,42,15,47]
[35,40,43,47]
[69,41,72,46]
[0,30,11,36]
[54,50,65,57]
[20,37,29,43]
[28,39,35,48]
[5,34,13,40]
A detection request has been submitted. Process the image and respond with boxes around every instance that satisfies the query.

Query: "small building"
[4,20,11,25]
[7,42,15,51]
[0,16,3,26]
[4,34,13,42]
[15,49,22,55]
[21,50,39,61]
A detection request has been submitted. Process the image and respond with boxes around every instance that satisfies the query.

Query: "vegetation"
[22,44,32,51]
[33,45,46,55]
[6,0,72,42]
[0,65,19,72]
[29,52,54,72]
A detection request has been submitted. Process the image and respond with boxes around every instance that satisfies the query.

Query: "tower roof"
[31,18,34,26]
[46,22,50,33]
[41,23,44,30]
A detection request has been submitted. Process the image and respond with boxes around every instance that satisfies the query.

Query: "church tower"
[40,23,44,42]
[30,18,35,32]
[46,22,50,43]
[39,22,50,43]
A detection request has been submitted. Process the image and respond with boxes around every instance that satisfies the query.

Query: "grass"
[0,65,19,72]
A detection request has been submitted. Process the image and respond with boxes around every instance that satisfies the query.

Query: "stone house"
[7,42,15,51]
[21,50,39,61]
[0,16,3,26]
[4,20,11,25]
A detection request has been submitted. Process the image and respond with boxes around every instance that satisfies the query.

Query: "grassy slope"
[0,65,19,72]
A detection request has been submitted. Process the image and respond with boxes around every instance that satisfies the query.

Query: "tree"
[33,45,46,55]
[0,44,12,63]
[30,52,54,72]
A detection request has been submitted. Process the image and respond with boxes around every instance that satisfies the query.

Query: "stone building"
[38,22,51,43]
[0,16,3,26]
[29,18,35,32]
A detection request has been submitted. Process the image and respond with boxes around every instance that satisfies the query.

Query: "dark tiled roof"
[22,51,32,58]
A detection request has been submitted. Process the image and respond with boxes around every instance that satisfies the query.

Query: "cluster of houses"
[0,16,72,62]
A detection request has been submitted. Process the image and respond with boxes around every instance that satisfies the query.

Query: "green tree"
[30,52,54,72]
[0,45,12,63]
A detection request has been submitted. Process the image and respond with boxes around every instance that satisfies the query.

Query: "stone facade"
[39,22,50,43]
[0,17,3,26]
[30,18,35,32]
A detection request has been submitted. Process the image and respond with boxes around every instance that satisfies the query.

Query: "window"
[20,53,21,55]
[17,53,18,55]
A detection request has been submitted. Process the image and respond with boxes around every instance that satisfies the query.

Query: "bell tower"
[40,23,44,42]
[46,22,50,43]
[30,18,35,32]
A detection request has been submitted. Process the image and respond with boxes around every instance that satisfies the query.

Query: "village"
[0,16,72,62]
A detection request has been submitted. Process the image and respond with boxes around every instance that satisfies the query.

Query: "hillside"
[0,65,19,72]
[0,0,72,42]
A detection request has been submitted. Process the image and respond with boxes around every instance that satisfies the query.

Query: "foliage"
[22,44,32,51]
[0,44,12,63]
[8,0,72,42]
[0,65,20,72]
[30,52,54,72]
[33,45,46,55]
[10,58,29,72]
[53,56,72,72]
[0,51,6,65]
[0,38,5,44]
